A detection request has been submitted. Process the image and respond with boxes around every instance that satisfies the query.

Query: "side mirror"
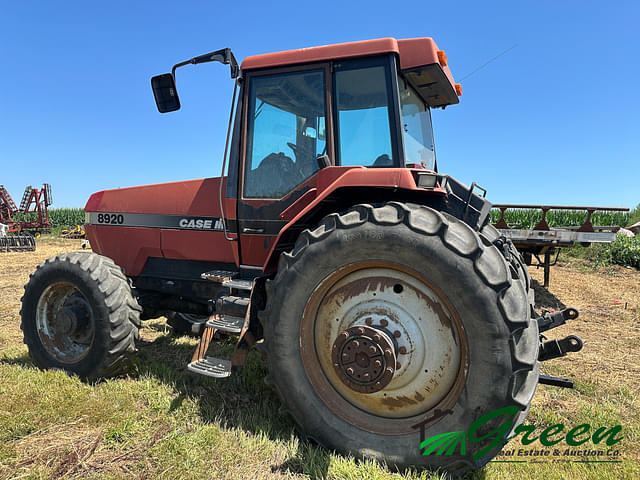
[151,73,181,113]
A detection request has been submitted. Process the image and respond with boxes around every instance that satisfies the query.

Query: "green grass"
[561,235,640,269]
[1,241,638,479]
[1,329,638,479]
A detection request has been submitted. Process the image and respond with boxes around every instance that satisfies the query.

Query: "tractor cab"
[151,38,462,266]
[154,38,459,174]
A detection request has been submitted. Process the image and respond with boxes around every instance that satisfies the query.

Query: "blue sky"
[1,1,638,208]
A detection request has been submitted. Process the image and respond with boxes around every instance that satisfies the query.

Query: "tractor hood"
[83,177,237,276]
[84,177,226,218]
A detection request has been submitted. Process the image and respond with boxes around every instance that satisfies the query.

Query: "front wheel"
[21,252,142,379]
[260,203,538,474]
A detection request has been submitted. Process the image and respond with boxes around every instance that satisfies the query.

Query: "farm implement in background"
[0,183,52,252]
[493,204,630,287]
[61,225,86,239]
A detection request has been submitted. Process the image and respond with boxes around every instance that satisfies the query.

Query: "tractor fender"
[261,167,446,273]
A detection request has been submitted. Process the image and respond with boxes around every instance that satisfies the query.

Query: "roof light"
[437,50,448,67]
[455,84,462,96]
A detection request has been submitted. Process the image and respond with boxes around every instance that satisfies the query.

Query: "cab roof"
[241,37,460,108]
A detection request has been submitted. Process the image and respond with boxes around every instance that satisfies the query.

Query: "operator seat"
[372,154,393,167]
[245,152,299,198]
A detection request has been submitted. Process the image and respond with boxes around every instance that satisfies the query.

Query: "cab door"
[237,64,333,267]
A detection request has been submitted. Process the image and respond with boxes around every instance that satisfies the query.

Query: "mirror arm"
[171,48,240,80]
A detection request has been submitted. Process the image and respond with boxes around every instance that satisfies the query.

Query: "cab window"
[244,70,326,198]
[334,60,394,167]
[399,78,436,170]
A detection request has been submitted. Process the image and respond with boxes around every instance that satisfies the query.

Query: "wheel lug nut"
[342,353,350,360]
[393,330,401,338]
[368,346,377,354]
[380,319,388,327]
[373,334,380,342]
[384,348,392,357]
[357,327,364,335]
[364,317,372,325]
[398,346,407,354]
[352,340,360,348]
[374,359,382,368]
[340,332,349,340]
[346,367,354,375]
[363,373,370,380]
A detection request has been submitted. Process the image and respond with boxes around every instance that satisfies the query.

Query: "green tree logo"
[420,431,467,456]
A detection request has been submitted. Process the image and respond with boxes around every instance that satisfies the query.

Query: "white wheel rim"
[313,266,464,418]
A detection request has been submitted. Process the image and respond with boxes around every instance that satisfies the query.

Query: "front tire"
[20,252,142,379]
[260,203,538,474]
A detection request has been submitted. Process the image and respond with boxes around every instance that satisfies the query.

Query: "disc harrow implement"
[0,233,36,252]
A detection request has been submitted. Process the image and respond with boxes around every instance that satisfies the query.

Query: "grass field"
[0,239,638,479]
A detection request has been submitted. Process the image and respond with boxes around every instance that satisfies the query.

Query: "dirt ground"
[529,258,640,394]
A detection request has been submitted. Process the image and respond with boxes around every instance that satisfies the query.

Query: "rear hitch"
[539,374,574,388]
[539,334,583,362]
[537,307,579,333]
[537,308,583,388]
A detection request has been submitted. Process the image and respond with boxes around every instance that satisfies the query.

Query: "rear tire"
[260,203,538,474]
[20,252,142,379]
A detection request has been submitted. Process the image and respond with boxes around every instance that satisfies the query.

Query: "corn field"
[490,208,632,229]
[11,208,85,228]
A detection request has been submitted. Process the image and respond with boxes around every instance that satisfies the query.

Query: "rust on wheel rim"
[300,261,469,435]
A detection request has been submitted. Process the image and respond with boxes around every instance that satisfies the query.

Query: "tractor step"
[201,269,238,282]
[187,357,232,378]
[216,295,249,317]
[205,314,245,334]
[188,327,233,378]
[223,278,253,291]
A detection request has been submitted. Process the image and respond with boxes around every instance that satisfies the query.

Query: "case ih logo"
[178,218,224,230]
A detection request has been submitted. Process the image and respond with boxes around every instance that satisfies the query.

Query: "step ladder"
[187,270,253,378]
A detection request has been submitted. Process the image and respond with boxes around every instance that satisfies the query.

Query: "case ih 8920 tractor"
[20,37,582,474]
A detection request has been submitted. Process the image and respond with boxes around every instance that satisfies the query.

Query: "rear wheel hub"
[332,325,396,393]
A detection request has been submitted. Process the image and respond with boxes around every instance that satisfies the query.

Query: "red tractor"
[21,38,581,474]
